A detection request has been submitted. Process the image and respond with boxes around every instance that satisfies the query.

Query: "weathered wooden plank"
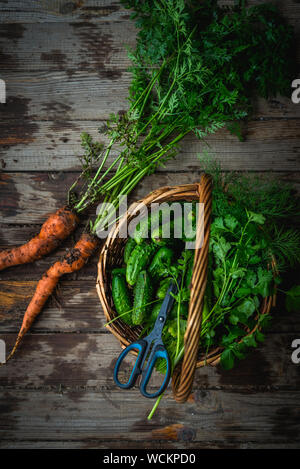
[0,0,127,24]
[1,439,298,449]
[0,71,130,121]
[0,172,202,225]
[0,388,299,444]
[0,21,135,73]
[0,280,104,331]
[1,171,300,226]
[1,20,299,75]
[0,332,299,388]
[0,276,299,332]
[0,0,299,28]
[1,71,299,125]
[0,118,299,172]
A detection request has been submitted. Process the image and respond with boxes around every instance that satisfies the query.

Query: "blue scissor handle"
[113,340,147,389]
[140,345,171,399]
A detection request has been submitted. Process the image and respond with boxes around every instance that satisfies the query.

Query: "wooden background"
[0,0,300,449]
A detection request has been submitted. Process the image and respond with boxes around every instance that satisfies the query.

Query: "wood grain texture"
[0,21,135,73]
[1,440,300,449]
[0,0,299,29]
[0,388,299,446]
[0,277,299,332]
[0,279,103,331]
[0,20,298,74]
[0,331,299,388]
[1,72,299,124]
[0,119,299,171]
[0,0,128,24]
[1,171,300,225]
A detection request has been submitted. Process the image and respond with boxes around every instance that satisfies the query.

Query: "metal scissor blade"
[151,277,180,338]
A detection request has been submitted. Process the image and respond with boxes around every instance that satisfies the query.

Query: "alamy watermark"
[291,339,300,364]
[291,79,300,104]
[95,198,204,250]
[0,339,5,364]
[0,79,6,104]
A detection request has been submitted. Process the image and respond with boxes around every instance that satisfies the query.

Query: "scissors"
[113,278,179,399]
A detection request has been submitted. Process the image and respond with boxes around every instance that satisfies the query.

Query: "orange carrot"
[6,233,100,361]
[0,206,79,271]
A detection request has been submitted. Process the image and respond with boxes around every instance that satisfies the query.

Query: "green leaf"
[242,334,257,348]
[248,255,261,265]
[255,330,265,343]
[246,271,257,288]
[256,267,273,297]
[213,217,226,231]
[224,215,239,232]
[213,280,221,297]
[221,326,245,346]
[213,237,231,261]
[285,285,300,313]
[258,313,272,329]
[221,349,235,370]
[248,211,266,225]
[232,344,246,360]
[229,314,240,325]
[213,267,224,280]
[236,298,256,318]
[230,267,246,279]
[236,287,252,298]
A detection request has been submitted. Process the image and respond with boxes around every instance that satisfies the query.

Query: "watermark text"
[291,79,300,104]
[0,79,6,104]
[291,339,300,364]
[0,339,5,364]
[95,198,203,250]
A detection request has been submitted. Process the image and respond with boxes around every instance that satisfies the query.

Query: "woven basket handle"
[172,174,212,402]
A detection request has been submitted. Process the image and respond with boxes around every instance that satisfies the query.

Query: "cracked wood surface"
[0,0,299,449]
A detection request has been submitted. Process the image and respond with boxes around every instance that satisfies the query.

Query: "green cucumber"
[149,300,163,323]
[149,247,174,280]
[156,277,173,299]
[111,267,126,277]
[149,299,188,325]
[132,270,153,325]
[111,274,133,326]
[126,242,156,286]
[124,237,136,264]
[151,214,183,244]
[133,204,172,244]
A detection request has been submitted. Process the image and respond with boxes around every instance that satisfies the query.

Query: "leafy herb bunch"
[196,164,300,370]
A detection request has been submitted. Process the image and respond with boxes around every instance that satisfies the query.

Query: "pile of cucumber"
[110,203,196,365]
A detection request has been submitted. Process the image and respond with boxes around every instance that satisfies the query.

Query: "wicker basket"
[96,174,275,403]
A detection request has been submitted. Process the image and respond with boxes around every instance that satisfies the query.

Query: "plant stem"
[147,345,185,420]
[74,138,115,212]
